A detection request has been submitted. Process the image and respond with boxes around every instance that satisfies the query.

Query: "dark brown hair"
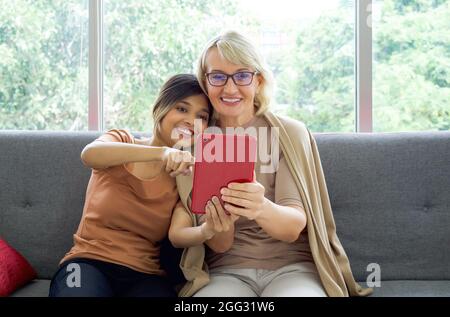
[152,74,213,137]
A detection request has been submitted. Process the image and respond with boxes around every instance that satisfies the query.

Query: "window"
[373,0,450,132]
[103,0,257,131]
[0,0,88,130]
[1,0,447,132]
[259,0,355,132]
[103,0,355,132]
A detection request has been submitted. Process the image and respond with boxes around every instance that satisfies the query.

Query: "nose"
[184,114,195,127]
[223,77,239,94]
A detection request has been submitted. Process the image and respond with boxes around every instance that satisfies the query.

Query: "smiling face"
[204,47,261,127]
[158,94,210,148]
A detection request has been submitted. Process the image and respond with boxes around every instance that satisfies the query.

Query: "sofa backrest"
[316,131,450,281]
[1,130,449,281]
[1,131,100,279]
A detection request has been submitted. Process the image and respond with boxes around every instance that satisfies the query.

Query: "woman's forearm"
[169,224,210,248]
[170,222,235,251]
[256,199,307,243]
[204,224,235,253]
[81,141,167,169]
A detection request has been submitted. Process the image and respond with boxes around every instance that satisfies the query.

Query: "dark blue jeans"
[48,258,177,297]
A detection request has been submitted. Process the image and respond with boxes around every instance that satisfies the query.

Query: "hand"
[220,180,267,221]
[162,147,194,177]
[201,196,239,239]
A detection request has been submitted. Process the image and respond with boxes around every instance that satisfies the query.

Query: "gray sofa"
[1,130,449,297]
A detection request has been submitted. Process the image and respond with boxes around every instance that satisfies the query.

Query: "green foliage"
[276,7,355,132]
[0,0,89,130]
[1,0,448,132]
[0,0,256,131]
[102,0,254,132]
[373,0,450,131]
[274,0,449,132]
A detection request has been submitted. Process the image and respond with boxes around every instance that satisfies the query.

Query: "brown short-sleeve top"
[61,129,179,275]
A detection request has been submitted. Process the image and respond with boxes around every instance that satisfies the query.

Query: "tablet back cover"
[191,133,257,214]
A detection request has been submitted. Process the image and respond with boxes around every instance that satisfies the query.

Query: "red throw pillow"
[0,238,37,296]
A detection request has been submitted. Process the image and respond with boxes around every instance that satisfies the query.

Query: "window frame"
[356,0,373,132]
[88,0,373,132]
[88,0,103,131]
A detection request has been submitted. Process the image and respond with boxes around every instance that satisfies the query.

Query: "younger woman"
[49,74,212,297]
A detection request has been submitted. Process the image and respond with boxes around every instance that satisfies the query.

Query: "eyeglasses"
[205,71,259,87]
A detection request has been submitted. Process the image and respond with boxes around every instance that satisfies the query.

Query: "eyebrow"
[177,101,191,106]
[177,100,210,113]
[209,68,251,73]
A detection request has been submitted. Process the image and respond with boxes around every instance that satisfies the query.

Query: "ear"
[255,74,263,93]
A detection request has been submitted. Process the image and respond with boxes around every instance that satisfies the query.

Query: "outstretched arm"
[81,140,168,169]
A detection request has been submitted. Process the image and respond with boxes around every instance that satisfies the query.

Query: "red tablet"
[191,133,257,214]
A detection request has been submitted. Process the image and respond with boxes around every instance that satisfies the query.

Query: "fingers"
[221,194,253,209]
[206,196,234,233]
[167,150,194,177]
[220,187,243,199]
[223,203,250,219]
[170,160,192,177]
[207,199,222,233]
[204,206,214,233]
[178,155,194,174]
[205,206,213,224]
[227,182,263,193]
[166,161,174,174]
[164,148,175,173]
[213,197,231,232]
[221,187,258,201]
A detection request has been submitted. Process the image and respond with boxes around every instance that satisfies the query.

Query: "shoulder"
[276,114,308,132]
[96,129,135,144]
[135,136,152,146]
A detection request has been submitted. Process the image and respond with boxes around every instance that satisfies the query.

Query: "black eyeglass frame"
[205,71,259,87]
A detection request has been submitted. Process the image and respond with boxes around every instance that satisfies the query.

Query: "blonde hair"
[196,31,274,116]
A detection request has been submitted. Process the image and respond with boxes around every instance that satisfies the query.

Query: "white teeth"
[177,127,192,135]
[222,98,241,103]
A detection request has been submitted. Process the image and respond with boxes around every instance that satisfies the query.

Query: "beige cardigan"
[175,111,373,297]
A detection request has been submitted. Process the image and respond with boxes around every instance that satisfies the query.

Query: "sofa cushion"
[9,279,51,297]
[1,130,449,294]
[361,280,450,297]
[0,131,101,279]
[0,239,37,296]
[316,132,450,282]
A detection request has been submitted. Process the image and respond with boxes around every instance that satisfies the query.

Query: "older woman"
[172,31,372,297]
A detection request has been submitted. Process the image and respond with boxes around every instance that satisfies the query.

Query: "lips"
[220,97,243,106]
[175,126,194,137]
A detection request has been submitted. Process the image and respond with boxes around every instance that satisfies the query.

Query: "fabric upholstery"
[1,130,449,296]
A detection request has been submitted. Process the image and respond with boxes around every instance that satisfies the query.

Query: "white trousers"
[193,262,327,297]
